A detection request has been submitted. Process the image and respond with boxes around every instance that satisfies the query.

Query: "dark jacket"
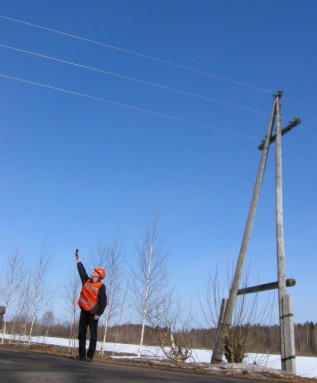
[77,262,107,317]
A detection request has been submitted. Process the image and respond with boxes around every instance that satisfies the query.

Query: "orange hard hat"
[94,267,106,280]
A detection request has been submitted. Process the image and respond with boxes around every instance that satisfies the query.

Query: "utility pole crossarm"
[258,118,301,150]
[237,278,296,296]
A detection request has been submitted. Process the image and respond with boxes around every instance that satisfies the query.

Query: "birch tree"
[64,271,80,353]
[28,245,51,343]
[1,248,23,343]
[90,235,125,355]
[5,265,32,342]
[131,217,169,357]
[18,272,32,340]
[41,310,55,338]
[111,279,130,356]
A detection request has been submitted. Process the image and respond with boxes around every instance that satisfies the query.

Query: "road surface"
[0,347,271,383]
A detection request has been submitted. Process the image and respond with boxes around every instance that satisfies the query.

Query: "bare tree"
[1,248,23,343]
[17,272,33,342]
[200,267,274,363]
[9,271,31,342]
[131,217,170,357]
[200,267,226,329]
[28,245,51,343]
[161,327,193,362]
[157,294,193,362]
[64,270,80,353]
[41,310,55,338]
[90,234,126,355]
[111,278,131,356]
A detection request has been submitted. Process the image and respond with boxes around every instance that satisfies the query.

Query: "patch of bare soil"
[1,342,316,383]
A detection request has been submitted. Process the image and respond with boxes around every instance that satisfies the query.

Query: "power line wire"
[0,73,261,140]
[284,97,316,121]
[0,14,272,93]
[0,44,272,118]
[301,126,317,139]
[283,98,317,138]
[284,97,317,125]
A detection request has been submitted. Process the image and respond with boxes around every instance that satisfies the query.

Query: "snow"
[3,334,317,379]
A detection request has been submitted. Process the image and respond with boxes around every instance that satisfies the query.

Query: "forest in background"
[2,319,316,356]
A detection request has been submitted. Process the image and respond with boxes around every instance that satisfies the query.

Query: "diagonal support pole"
[211,98,277,363]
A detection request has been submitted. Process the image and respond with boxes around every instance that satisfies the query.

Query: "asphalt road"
[0,347,270,383]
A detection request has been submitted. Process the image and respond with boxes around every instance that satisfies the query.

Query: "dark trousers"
[78,310,99,359]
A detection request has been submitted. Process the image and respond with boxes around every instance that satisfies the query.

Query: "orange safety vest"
[78,280,103,312]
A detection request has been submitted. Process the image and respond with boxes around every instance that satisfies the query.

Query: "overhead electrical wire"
[0,44,272,118]
[0,73,261,140]
[0,15,272,94]
[284,97,317,125]
[1,15,296,134]
[283,97,317,139]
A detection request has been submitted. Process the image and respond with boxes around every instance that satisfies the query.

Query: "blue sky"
[0,0,316,324]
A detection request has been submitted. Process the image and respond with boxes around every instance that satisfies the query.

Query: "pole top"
[274,90,284,98]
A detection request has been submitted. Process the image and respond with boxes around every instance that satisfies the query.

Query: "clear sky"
[0,0,316,324]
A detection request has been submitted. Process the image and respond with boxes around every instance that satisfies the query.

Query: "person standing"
[75,249,107,362]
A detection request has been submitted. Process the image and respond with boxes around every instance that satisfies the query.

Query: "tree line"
[2,318,317,356]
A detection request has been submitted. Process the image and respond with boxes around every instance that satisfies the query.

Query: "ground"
[0,342,316,383]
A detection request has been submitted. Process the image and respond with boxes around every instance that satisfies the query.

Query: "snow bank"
[2,334,316,379]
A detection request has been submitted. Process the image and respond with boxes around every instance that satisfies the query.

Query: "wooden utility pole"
[211,92,299,374]
[211,98,277,363]
[275,93,296,373]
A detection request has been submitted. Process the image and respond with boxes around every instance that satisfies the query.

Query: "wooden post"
[275,93,296,374]
[211,98,277,363]
[211,299,228,363]
[0,306,5,330]
[281,295,296,372]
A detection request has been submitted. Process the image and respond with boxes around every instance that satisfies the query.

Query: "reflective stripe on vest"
[78,280,103,312]
[78,297,94,308]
